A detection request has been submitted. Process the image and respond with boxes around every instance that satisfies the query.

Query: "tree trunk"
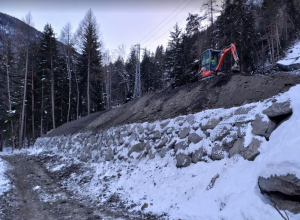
[51,55,56,129]
[74,64,79,119]
[11,120,15,152]
[19,47,29,150]
[0,130,3,152]
[32,64,35,141]
[87,54,91,115]
[276,22,280,61]
[67,56,71,123]
[40,76,44,137]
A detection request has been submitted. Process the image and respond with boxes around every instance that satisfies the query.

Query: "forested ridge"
[0,0,299,150]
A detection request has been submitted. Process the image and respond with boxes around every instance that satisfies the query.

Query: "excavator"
[200,43,240,78]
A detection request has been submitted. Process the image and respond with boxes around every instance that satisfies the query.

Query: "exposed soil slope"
[47,72,300,137]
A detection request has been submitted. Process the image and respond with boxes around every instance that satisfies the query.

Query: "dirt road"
[0,154,135,220]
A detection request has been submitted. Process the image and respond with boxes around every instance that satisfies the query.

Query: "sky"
[1,0,209,57]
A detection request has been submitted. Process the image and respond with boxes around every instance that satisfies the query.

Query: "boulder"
[262,101,292,117]
[149,131,161,140]
[174,141,189,153]
[192,148,206,163]
[211,145,227,160]
[251,115,276,139]
[137,125,144,134]
[176,153,192,168]
[213,127,230,142]
[179,127,191,139]
[159,148,172,158]
[229,138,261,161]
[188,133,202,144]
[240,138,261,161]
[128,142,146,156]
[148,150,156,159]
[201,118,220,130]
[258,174,300,214]
[167,140,177,149]
[154,137,168,149]
[160,121,170,129]
[105,147,114,161]
[186,115,195,125]
[234,106,254,115]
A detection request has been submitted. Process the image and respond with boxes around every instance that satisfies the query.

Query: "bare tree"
[60,22,74,122]
[19,11,34,150]
[102,50,112,109]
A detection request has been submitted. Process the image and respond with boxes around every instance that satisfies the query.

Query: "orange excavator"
[200,43,240,78]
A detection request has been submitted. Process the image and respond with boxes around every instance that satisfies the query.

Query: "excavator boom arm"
[215,43,240,72]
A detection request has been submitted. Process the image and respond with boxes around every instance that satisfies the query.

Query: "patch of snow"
[277,40,300,66]
[0,158,11,196]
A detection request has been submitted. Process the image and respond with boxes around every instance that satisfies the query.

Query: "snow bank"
[277,40,300,70]
[0,158,11,196]
[30,85,300,220]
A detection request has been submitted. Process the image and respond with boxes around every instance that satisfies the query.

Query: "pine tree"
[76,9,103,115]
[165,23,184,88]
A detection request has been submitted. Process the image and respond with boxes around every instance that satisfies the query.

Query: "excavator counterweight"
[200,43,240,78]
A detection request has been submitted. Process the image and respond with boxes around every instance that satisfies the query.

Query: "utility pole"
[133,44,141,98]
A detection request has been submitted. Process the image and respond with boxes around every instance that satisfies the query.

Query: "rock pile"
[35,101,292,169]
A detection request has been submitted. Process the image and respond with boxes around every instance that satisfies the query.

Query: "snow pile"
[0,158,11,196]
[29,85,300,220]
[277,40,300,67]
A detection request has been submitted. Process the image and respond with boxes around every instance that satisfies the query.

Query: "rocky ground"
[0,154,157,220]
[47,72,300,137]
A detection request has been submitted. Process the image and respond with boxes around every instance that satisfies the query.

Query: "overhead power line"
[138,0,187,44]
[144,2,203,49]
[141,0,194,47]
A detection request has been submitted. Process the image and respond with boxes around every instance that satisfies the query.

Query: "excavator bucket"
[231,62,241,72]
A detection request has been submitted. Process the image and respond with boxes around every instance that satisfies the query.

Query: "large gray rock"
[258,174,300,214]
[186,115,195,125]
[105,147,114,161]
[229,138,261,161]
[176,153,192,168]
[262,101,292,117]
[211,145,227,160]
[167,140,177,149]
[234,106,254,115]
[201,118,220,130]
[154,137,168,149]
[137,125,144,134]
[188,133,202,144]
[128,142,146,156]
[192,148,206,163]
[174,141,189,153]
[159,148,172,158]
[251,115,276,139]
[179,127,191,139]
[213,127,230,142]
[149,131,161,140]
[160,121,170,129]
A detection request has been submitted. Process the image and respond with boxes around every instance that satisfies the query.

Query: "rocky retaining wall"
[34,100,292,168]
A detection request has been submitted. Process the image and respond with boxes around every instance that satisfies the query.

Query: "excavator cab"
[201,49,222,72]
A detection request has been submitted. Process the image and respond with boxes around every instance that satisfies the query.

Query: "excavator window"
[202,50,210,66]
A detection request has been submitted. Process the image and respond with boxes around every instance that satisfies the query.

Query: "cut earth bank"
[32,73,300,219]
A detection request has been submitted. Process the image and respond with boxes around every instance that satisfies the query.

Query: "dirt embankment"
[47,72,300,137]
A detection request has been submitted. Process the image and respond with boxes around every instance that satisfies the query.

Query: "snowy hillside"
[28,84,300,220]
